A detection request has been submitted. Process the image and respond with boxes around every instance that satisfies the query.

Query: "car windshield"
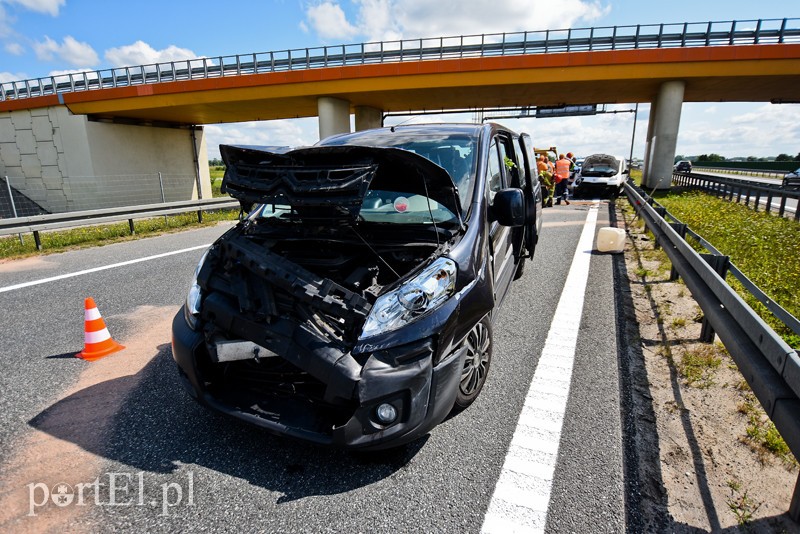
[254,190,458,225]
[319,130,477,218]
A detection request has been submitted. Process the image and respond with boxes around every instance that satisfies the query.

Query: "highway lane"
[0,202,625,533]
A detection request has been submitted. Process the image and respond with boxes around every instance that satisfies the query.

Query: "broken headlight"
[183,248,210,330]
[359,257,457,339]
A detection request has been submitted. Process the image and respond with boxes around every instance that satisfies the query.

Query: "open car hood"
[220,144,463,224]
[581,154,621,177]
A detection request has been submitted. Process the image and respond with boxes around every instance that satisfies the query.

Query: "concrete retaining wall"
[0,106,211,214]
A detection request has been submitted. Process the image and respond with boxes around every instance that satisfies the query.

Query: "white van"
[573,154,629,198]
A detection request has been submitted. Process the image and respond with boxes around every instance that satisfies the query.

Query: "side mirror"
[623,168,630,175]
[491,188,525,227]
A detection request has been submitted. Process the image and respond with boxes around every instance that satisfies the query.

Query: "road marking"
[482,201,600,534]
[0,244,211,294]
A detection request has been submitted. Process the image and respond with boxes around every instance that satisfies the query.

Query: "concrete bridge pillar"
[317,97,351,140]
[354,106,382,131]
[647,81,685,190]
[642,100,657,187]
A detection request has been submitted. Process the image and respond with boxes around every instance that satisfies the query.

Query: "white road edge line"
[481,201,600,534]
[0,244,211,294]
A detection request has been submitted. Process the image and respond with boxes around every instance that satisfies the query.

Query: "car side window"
[513,140,527,189]
[486,140,504,205]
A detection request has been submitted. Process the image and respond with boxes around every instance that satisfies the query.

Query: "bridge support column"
[318,97,351,140]
[642,100,657,187]
[647,81,685,190]
[354,106,382,131]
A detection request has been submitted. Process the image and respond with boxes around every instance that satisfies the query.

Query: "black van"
[171,123,542,449]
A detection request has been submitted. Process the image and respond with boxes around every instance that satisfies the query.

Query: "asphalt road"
[0,201,627,533]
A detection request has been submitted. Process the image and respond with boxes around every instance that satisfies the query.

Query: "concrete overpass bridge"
[1,18,799,213]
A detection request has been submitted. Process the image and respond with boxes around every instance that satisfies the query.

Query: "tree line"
[676,152,800,163]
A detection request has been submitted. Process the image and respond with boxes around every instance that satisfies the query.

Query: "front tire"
[454,317,492,410]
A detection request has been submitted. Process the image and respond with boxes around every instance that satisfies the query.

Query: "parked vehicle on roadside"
[171,123,543,450]
[573,154,629,198]
[783,168,800,187]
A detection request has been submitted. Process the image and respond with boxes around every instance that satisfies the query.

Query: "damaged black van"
[171,123,542,449]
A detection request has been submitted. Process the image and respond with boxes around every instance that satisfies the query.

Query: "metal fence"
[625,182,800,520]
[0,173,198,219]
[1,18,798,101]
[693,166,790,179]
[672,171,800,220]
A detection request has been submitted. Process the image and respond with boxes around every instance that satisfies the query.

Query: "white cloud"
[204,119,320,160]
[5,0,64,16]
[33,35,99,67]
[104,41,198,67]
[305,0,609,43]
[0,5,14,38]
[306,2,358,41]
[0,70,28,82]
[4,41,23,54]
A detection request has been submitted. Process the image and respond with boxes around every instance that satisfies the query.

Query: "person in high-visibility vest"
[537,155,554,207]
[554,153,571,205]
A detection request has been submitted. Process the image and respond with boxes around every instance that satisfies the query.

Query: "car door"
[486,136,516,301]
[518,133,541,258]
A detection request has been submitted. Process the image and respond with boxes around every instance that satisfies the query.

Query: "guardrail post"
[653,207,667,249]
[699,253,731,342]
[33,231,42,251]
[779,195,788,217]
[668,223,687,281]
[791,474,800,522]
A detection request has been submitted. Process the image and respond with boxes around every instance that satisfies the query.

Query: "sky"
[1,0,798,161]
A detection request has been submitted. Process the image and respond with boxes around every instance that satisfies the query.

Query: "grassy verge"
[654,190,800,348]
[630,169,800,349]
[210,166,225,197]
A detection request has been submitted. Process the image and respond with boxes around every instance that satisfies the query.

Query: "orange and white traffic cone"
[77,297,125,361]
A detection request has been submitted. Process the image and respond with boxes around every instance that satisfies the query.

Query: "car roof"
[318,123,486,146]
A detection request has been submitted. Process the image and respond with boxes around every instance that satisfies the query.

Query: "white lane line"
[0,244,211,294]
[482,202,600,534]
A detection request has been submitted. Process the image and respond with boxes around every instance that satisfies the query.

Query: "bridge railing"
[624,182,800,520]
[2,18,799,102]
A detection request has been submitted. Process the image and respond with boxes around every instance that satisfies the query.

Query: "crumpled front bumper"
[171,309,464,450]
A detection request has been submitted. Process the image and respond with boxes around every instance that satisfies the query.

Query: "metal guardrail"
[672,171,800,220]
[624,182,800,520]
[1,18,799,102]
[692,166,790,179]
[0,197,239,250]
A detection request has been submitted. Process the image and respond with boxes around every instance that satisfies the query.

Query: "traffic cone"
[77,297,125,361]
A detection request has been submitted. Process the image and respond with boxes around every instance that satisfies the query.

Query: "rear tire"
[454,317,492,410]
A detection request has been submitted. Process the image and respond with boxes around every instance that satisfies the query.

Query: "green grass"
[726,479,761,526]
[652,189,800,348]
[678,345,722,388]
[210,166,225,197]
